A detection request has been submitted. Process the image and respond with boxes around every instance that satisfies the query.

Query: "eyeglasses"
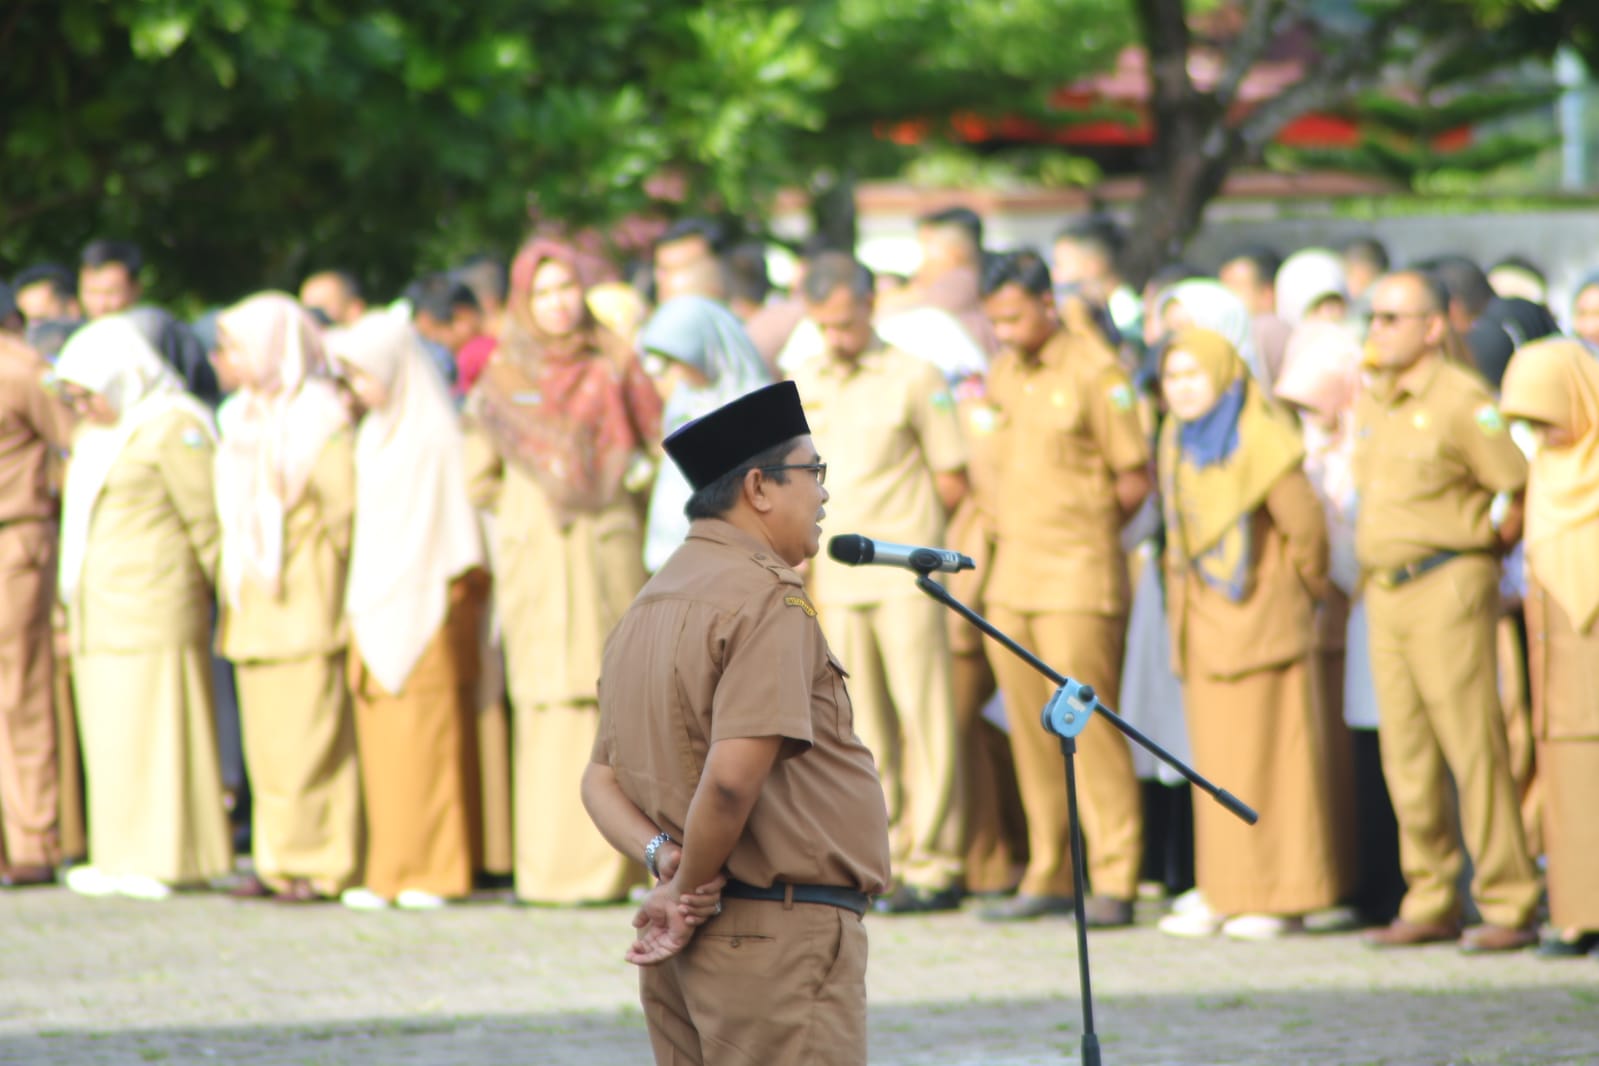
[1367,310,1433,327]
[759,462,827,486]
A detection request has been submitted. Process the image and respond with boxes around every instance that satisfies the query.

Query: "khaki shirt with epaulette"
[217,430,355,662]
[1353,355,1526,573]
[986,330,1148,615]
[70,410,219,655]
[792,341,968,606]
[591,519,892,895]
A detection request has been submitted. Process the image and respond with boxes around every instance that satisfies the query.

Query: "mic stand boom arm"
[913,571,1258,1066]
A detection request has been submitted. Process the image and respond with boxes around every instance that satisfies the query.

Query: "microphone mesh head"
[827,534,871,565]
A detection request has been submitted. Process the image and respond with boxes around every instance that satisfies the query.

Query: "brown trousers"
[0,522,59,868]
[640,896,868,1065]
[1365,555,1540,929]
[984,608,1142,900]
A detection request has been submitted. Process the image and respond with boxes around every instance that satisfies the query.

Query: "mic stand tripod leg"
[1061,733,1101,1066]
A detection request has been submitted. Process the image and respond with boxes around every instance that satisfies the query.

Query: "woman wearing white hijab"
[55,316,231,900]
[325,312,486,911]
[212,292,359,902]
[638,295,773,571]
[1158,279,1264,382]
[1274,249,1350,330]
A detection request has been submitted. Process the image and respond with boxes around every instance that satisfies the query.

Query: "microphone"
[828,534,975,574]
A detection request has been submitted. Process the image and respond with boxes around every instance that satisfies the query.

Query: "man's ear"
[742,467,774,514]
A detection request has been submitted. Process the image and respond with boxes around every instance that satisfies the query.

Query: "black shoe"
[873,884,963,915]
[1082,895,1135,928]
[1536,931,1599,958]
[979,893,1074,922]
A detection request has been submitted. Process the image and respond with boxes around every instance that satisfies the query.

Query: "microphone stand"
[912,570,1258,1066]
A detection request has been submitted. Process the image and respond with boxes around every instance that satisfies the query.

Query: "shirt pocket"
[1392,437,1456,498]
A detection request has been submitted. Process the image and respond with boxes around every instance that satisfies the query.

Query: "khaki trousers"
[817,595,962,889]
[1365,555,1540,929]
[0,522,59,867]
[984,608,1142,900]
[640,896,867,1065]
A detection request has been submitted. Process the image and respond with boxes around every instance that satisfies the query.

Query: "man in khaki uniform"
[977,252,1150,925]
[0,334,74,886]
[583,381,891,1066]
[1355,271,1541,952]
[790,252,970,911]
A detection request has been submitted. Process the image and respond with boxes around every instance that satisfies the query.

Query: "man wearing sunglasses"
[1354,270,1539,953]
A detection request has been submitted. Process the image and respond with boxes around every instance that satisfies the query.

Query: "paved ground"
[1,888,1595,1065]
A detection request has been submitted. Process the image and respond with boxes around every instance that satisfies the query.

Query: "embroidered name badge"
[1108,383,1135,412]
[1474,404,1506,436]
[784,595,817,617]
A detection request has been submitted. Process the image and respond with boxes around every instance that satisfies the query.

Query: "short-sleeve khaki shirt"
[1353,355,1527,572]
[985,330,1148,614]
[592,519,892,894]
[791,341,968,605]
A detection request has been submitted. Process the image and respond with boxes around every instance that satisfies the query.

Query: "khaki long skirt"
[235,654,361,896]
[73,644,232,884]
[1184,659,1341,916]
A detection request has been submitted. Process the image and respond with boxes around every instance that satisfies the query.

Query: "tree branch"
[1134,0,1196,109]
[1214,0,1289,112]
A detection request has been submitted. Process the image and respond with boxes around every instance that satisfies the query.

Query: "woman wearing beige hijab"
[212,293,359,902]
[326,312,487,911]
[54,317,232,900]
[1499,338,1599,958]
[1155,327,1341,940]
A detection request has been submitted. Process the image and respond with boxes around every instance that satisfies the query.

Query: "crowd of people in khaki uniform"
[2,201,1598,1060]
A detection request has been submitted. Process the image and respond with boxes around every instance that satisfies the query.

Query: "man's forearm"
[581,762,664,865]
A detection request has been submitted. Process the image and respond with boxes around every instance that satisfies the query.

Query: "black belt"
[1371,550,1468,590]
[721,878,870,917]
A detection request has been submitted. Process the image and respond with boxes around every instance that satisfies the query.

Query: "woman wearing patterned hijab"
[468,232,662,904]
[212,292,359,903]
[1500,338,1599,957]
[55,317,231,901]
[1155,327,1341,940]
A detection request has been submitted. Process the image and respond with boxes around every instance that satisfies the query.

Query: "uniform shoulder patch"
[1474,404,1505,436]
[931,390,954,411]
[180,427,209,449]
[1107,382,1135,412]
[783,594,817,617]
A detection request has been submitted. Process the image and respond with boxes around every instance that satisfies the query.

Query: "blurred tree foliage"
[0,0,1128,305]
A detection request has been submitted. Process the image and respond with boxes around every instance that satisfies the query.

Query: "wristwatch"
[643,831,673,880]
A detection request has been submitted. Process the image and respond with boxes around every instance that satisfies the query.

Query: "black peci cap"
[663,381,811,491]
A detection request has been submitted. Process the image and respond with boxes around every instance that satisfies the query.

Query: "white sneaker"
[116,874,173,901]
[64,865,119,898]
[1158,909,1224,938]
[1303,905,1362,933]
[1222,914,1302,941]
[340,887,391,911]
[395,889,447,911]
[1171,888,1209,916]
